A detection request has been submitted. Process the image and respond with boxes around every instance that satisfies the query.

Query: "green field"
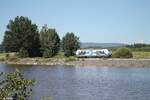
[133,52,150,59]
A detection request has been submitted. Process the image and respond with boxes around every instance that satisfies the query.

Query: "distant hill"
[81,42,126,48]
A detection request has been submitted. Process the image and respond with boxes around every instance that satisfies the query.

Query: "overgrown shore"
[2,58,150,67]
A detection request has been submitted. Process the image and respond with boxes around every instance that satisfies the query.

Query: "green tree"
[40,25,60,58]
[0,44,4,52]
[2,16,41,57]
[62,32,80,57]
[18,47,29,58]
[0,69,35,100]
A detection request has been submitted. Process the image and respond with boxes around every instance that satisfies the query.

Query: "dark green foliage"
[43,48,53,58]
[113,47,133,58]
[18,47,29,58]
[132,47,150,52]
[0,69,35,99]
[0,44,4,52]
[2,16,41,57]
[40,25,60,58]
[62,32,80,57]
[126,43,150,48]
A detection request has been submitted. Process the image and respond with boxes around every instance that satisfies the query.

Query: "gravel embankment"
[3,58,150,67]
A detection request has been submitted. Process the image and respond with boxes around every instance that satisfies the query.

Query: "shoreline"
[72,58,150,67]
[1,58,150,67]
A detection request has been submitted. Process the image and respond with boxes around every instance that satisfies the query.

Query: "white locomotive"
[76,49,112,58]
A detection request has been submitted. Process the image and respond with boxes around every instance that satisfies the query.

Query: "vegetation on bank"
[0,52,78,64]
[0,51,150,64]
[132,52,150,59]
[0,52,19,62]
[40,25,60,58]
[2,16,41,57]
[0,47,150,62]
[62,33,80,57]
[110,43,150,58]
[1,16,80,58]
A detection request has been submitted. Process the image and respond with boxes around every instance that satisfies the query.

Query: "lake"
[1,64,150,100]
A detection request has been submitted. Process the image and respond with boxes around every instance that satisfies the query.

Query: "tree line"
[126,43,150,48]
[126,43,150,52]
[2,16,80,57]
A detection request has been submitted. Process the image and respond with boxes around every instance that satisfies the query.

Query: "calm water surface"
[1,64,150,100]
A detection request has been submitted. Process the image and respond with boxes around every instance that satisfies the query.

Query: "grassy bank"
[0,52,18,61]
[0,51,150,65]
[133,52,150,59]
[0,52,77,65]
[0,53,6,60]
[0,52,150,67]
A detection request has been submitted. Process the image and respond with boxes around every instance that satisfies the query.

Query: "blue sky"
[0,0,150,44]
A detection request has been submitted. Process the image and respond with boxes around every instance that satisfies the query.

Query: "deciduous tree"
[40,25,60,57]
[2,16,41,57]
[62,32,80,57]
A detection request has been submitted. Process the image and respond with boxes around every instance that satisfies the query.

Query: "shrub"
[5,53,10,60]
[113,47,133,58]
[0,69,35,99]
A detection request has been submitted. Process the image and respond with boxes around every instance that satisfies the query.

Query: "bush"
[5,53,10,60]
[113,47,133,58]
[0,69,35,99]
